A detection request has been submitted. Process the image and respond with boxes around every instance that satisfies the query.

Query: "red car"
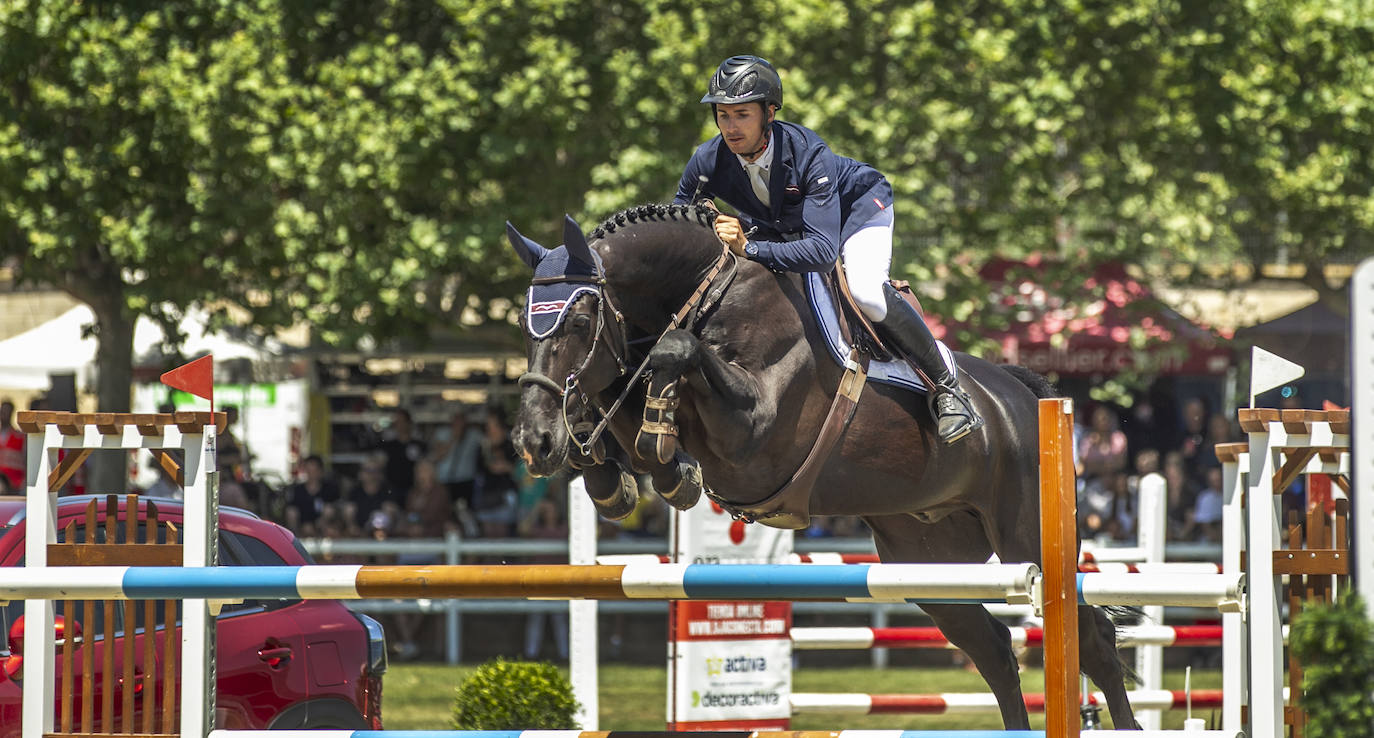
[0,495,386,734]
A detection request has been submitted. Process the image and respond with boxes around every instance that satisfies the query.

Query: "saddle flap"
[829,264,924,360]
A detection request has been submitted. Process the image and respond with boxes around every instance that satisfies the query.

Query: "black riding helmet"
[701,55,783,110]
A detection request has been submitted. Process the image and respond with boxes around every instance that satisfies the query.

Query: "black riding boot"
[877,283,984,443]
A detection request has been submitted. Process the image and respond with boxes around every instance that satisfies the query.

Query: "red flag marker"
[160,355,214,412]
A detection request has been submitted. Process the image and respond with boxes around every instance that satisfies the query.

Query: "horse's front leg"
[636,329,772,466]
[642,450,704,511]
[569,431,640,521]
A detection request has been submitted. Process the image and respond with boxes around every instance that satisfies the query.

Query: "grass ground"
[382,663,1225,731]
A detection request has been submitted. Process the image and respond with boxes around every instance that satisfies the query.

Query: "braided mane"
[588,203,717,241]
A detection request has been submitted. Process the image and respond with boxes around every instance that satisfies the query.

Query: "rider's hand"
[713,215,749,257]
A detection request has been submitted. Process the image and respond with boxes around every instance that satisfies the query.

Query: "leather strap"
[712,348,870,521]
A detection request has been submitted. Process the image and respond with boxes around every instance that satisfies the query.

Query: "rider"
[673,55,983,444]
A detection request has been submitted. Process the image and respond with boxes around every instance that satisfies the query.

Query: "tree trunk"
[87,293,135,495]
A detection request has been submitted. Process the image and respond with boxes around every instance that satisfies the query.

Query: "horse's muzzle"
[513,423,568,477]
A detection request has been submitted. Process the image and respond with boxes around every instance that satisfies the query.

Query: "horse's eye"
[570,314,592,330]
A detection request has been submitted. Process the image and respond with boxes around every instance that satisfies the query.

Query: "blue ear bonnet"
[526,246,602,339]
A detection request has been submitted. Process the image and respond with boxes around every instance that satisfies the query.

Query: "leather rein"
[517,244,738,459]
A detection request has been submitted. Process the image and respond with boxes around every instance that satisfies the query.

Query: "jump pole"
[1039,397,1079,738]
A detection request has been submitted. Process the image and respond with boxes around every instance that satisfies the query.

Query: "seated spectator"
[1079,472,1117,542]
[1181,465,1224,543]
[1178,397,1209,484]
[431,407,483,510]
[1163,450,1199,540]
[1121,398,1164,473]
[377,408,428,508]
[347,455,399,540]
[475,410,519,538]
[403,458,456,540]
[1078,404,1128,489]
[1133,447,1161,477]
[285,454,342,538]
[1190,411,1237,477]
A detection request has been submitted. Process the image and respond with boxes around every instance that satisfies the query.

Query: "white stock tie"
[746,162,771,208]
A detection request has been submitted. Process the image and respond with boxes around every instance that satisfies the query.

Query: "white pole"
[567,476,598,729]
[20,425,57,738]
[1246,418,1284,737]
[181,425,218,738]
[1353,258,1374,620]
[1221,448,1248,735]
[1134,472,1166,731]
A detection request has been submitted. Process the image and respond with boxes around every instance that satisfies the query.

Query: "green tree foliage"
[450,658,580,730]
[1290,593,1374,737]
[1,2,1368,436]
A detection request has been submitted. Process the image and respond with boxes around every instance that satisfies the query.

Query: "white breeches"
[841,206,895,322]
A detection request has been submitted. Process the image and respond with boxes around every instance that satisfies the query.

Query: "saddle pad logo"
[526,284,598,339]
[530,300,568,315]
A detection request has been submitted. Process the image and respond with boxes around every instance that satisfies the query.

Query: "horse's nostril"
[537,432,554,458]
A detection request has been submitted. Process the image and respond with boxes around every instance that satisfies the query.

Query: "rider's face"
[715,103,773,159]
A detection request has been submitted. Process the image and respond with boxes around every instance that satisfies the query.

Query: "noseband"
[518,243,738,459]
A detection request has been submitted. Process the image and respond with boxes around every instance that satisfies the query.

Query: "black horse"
[506,203,1139,730]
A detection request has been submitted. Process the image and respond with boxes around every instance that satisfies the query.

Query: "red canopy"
[935,258,1234,377]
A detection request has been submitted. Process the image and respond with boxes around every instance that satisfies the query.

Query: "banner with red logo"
[667,502,792,730]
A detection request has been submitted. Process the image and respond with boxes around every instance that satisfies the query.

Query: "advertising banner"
[667,501,793,730]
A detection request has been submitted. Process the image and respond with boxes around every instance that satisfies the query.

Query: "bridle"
[517,242,737,459]
[517,271,628,461]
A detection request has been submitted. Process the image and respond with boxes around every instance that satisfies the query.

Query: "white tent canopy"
[0,304,282,392]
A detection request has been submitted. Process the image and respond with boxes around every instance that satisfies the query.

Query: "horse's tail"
[1104,605,1146,686]
[999,363,1057,399]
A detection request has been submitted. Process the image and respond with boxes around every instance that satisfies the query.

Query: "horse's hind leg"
[921,602,1032,730]
[1079,605,1141,729]
[865,513,1030,730]
[977,490,1141,730]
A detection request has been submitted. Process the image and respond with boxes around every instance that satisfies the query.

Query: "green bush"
[1290,592,1374,738]
[450,658,581,730]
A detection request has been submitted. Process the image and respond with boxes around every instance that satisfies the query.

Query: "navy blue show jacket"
[673,120,894,273]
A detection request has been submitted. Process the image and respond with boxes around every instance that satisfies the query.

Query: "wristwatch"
[744,241,759,259]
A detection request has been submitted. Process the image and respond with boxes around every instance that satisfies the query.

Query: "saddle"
[700,263,939,529]
[827,266,924,368]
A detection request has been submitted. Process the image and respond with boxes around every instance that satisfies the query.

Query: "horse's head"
[507,216,628,476]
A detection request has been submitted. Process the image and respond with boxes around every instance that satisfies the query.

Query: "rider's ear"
[506,221,549,269]
[563,214,596,270]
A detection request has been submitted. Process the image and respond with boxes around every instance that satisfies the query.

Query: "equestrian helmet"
[701,55,783,110]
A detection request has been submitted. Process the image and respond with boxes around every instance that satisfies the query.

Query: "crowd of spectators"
[1073,394,1247,546]
[278,406,565,545]
[276,404,583,661]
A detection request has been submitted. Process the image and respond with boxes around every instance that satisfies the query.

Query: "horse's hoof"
[588,467,639,521]
[658,461,703,511]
